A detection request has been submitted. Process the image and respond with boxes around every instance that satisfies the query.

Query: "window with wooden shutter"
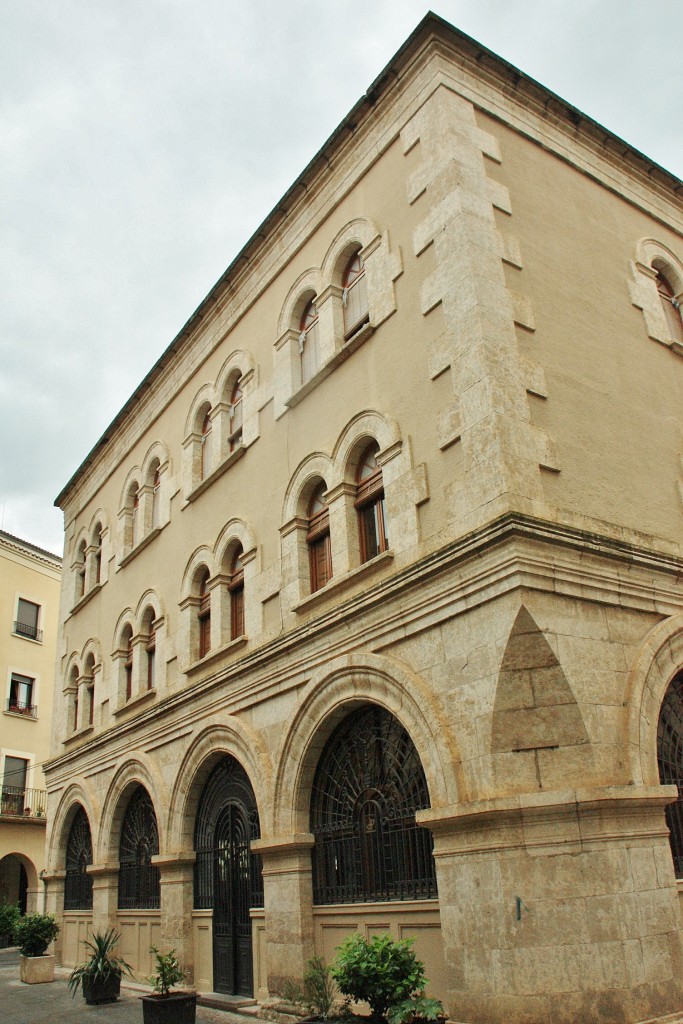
[229,377,244,452]
[356,444,388,562]
[307,483,332,592]
[300,298,319,383]
[198,570,211,659]
[342,251,369,339]
[200,410,212,480]
[229,548,245,639]
[15,598,41,640]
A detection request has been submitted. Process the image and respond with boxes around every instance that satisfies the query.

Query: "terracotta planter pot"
[140,992,198,1024]
[19,954,55,984]
[82,972,122,1004]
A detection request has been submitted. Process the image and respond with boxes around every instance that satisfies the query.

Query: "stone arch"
[0,852,38,903]
[321,217,379,284]
[98,756,166,861]
[272,653,461,836]
[214,518,257,570]
[276,267,324,337]
[48,783,99,868]
[282,452,336,523]
[183,382,216,438]
[134,589,163,630]
[333,409,403,481]
[624,613,683,786]
[119,464,142,512]
[636,238,683,293]
[80,636,103,667]
[180,545,216,598]
[167,723,273,853]
[88,506,110,539]
[111,607,135,650]
[215,349,256,401]
[141,440,170,483]
[64,650,82,682]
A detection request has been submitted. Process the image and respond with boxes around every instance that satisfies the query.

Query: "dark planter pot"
[140,992,198,1024]
[82,972,121,1004]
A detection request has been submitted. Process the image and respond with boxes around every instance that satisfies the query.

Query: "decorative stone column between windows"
[418,785,683,1024]
[251,834,315,996]
[153,854,196,984]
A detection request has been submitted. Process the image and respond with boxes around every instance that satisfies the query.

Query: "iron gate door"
[212,802,253,996]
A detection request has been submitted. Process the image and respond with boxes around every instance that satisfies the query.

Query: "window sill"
[286,322,375,409]
[4,708,38,721]
[119,524,165,569]
[185,445,246,504]
[63,724,94,747]
[70,582,103,616]
[293,549,394,613]
[112,687,157,717]
[185,634,248,676]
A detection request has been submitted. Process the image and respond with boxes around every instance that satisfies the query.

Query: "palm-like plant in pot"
[141,946,197,1024]
[68,929,133,1004]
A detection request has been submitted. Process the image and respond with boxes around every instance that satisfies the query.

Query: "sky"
[2,0,682,557]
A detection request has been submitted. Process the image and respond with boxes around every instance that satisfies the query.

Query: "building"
[0,530,61,915]
[44,13,683,1024]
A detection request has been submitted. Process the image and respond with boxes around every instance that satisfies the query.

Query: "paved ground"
[0,948,247,1024]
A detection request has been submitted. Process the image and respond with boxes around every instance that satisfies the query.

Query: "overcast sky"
[2,0,681,557]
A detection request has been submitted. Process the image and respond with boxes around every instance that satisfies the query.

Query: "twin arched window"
[200,409,212,481]
[342,251,368,338]
[123,626,134,702]
[356,443,388,561]
[229,378,244,452]
[300,298,319,385]
[197,568,211,659]
[229,548,245,640]
[308,484,332,593]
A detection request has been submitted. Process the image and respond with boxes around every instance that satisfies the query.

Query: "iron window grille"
[118,786,160,909]
[658,671,683,877]
[194,756,263,910]
[310,704,437,905]
[64,806,93,909]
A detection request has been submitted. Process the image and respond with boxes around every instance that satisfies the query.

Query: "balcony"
[0,787,47,819]
[13,620,43,642]
[5,699,38,719]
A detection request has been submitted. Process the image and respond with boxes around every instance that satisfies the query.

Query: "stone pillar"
[89,864,120,935]
[252,834,315,997]
[154,854,196,984]
[42,870,65,962]
[419,786,683,1024]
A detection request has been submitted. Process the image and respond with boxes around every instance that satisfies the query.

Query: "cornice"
[44,512,683,782]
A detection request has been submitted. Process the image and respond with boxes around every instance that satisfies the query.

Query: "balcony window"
[7,674,36,718]
[14,599,42,642]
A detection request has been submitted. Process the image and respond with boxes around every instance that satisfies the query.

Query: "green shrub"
[148,946,184,996]
[303,955,336,1020]
[0,903,20,940]
[332,934,425,1023]
[68,929,133,997]
[387,995,445,1024]
[14,913,60,957]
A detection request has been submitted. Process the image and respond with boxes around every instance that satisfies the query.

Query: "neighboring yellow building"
[0,530,61,915]
[44,14,683,1024]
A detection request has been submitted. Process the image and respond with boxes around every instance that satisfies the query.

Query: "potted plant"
[14,913,60,984]
[0,902,20,948]
[68,928,133,1004]
[332,933,443,1024]
[140,945,197,1024]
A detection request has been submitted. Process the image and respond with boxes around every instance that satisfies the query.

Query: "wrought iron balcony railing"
[13,620,43,642]
[0,787,47,819]
[5,699,38,718]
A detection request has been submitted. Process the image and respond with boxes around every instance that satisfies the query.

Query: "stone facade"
[45,14,683,1024]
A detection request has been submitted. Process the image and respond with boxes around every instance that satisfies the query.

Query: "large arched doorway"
[118,786,160,909]
[658,671,683,877]
[310,704,437,904]
[194,756,262,996]
[0,855,28,915]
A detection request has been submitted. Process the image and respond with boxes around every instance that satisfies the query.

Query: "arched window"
[76,540,87,599]
[118,786,160,909]
[307,483,332,593]
[356,443,388,562]
[229,378,244,453]
[70,666,80,732]
[152,467,161,529]
[93,525,102,585]
[299,298,319,384]
[658,672,683,877]
[200,409,212,480]
[64,806,93,910]
[197,569,211,659]
[310,705,436,904]
[142,608,156,690]
[229,548,245,640]
[131,487,140,549]
[342,250,369,338]
[123,626,133,702]
[84,654,95,727]
[655,269,683,347]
